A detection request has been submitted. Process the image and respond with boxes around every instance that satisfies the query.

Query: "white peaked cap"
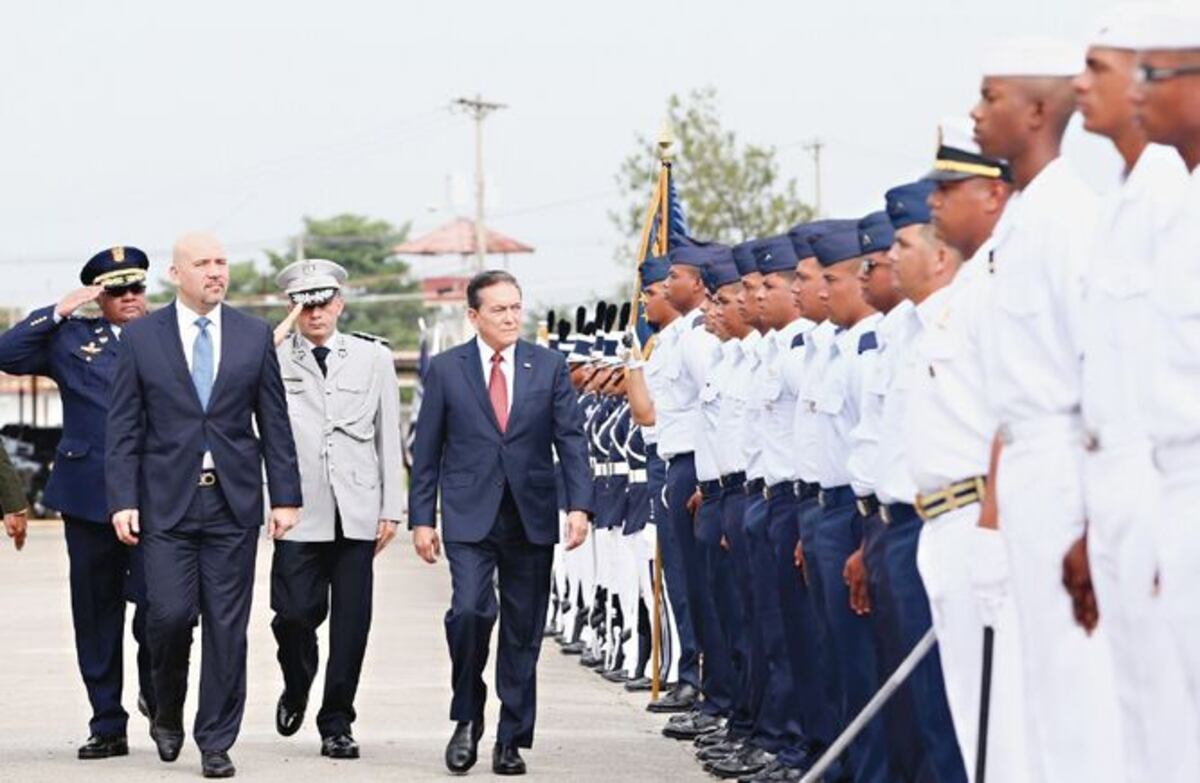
[1118,3,1200,50]
[981,36,1084,77]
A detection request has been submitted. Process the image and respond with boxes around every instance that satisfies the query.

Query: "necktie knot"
[195,316,211,332]
[492,351,504,366]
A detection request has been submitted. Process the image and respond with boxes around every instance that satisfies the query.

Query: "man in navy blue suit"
[408,270,592,777]
[0,246,153,760]
[107,231,302,779]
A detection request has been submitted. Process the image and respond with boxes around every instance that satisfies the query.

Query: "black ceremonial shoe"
[77,734,128,760]
[623,675,652,692]
[492,743,527,775]
[321,733,360,759]
[150,721,185,762]
[275,693,306,737]
[201,750,236,778]
[662,711,722,740]
[646,682,699,713]
[445,720,484,774]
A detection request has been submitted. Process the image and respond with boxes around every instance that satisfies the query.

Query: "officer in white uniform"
[271,259,404,759]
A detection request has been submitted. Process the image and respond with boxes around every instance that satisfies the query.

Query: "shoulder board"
[790,333,805,349]
[691,314,705,329]
[352,331,390,347]
[858,331,878,354]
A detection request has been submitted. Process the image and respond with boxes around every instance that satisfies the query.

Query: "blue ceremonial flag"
[632,150,688,346]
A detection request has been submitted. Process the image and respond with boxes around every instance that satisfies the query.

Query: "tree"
[611,86,814,260]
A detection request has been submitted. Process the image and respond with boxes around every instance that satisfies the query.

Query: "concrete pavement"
[0,521,707,781]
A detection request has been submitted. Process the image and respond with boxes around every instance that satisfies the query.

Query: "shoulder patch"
[858,331,878,354]
[691,314,705,329]
[352,331,390,347]
[790,333,805,349]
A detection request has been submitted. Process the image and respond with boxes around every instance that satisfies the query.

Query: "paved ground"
[0,521,707,781]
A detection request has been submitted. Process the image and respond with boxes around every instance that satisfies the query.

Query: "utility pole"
[804,138,824,217]
[453,94,507,272]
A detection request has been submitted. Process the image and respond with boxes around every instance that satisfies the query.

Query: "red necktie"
[489,351,508,432]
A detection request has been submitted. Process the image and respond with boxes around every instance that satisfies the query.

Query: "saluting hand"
[564,510,589,551]
[269,506,300,540]
[273,303,303,347]
[4,509,28,551]
[112,509,140,546]
[412,525,441,564]
[55,286,103,320]
[375,519,399,556]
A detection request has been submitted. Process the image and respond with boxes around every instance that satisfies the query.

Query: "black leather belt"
[198,469,219,488]
[698,479,723,499]
[880,502,918,526]
[720,471,746,490]
[745,478,766,497]
[856,494,880,518]
[793,479,820,501]
[818,485,855,509]
[764,481,795,501]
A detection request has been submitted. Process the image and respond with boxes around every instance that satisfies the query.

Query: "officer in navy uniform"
[0,246,155,759]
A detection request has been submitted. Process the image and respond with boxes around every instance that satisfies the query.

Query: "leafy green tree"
[611,86,814,261]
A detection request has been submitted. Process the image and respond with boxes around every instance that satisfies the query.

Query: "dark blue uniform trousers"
[141,485,257,752]
[695,488,739,720]
[882,506,967,783]
[649,447,700,690]
[665,453,734,716]
[270,512,376,738]
[63,516,153,737]
[443,487,554,748]
[743,490,803,752]
[718,486,756,739]
[812,488,888,783]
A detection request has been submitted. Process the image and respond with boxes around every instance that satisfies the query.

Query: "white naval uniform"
[980,157,1122,783]
[1082,143,1197,783]
[905,250,1030,782]
[1149,158,1200,750]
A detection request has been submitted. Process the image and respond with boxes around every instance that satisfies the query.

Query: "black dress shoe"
[560,640,585,655]
[150,722,185,762]
[492,743,526,776]
[695,726,730,747]
[201,750,236,778]
[77,734,129,760]
[321,733,360,759]
[579,651,604,668]
[600,668,630,683]
[708,746,772,779]
[662,711,722,740]
[275,693,306,737]
[646,683,699,713]
[623,675,653,692]
[696,739,743,763]
[445,720,484,774]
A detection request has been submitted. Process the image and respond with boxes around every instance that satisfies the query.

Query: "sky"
[0,0,1125,315]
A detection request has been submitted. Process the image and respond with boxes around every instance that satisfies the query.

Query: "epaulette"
[858,331,878,354]
[691,314,705,329]
[791,333,805,349]
[352,331,390,347]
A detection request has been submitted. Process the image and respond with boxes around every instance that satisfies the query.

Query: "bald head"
[169,231,229,314]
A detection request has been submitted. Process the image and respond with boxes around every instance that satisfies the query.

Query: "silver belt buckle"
[880,505,892,525]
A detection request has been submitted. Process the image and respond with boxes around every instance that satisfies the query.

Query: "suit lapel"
[507,340,534,435]
[460,338,501,434]
[157,302,203,411]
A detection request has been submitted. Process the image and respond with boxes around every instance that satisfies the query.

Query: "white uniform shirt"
[813,313,882,490]
[904,250,995,494]
[656,308,720,469]
[744,330,774,481]
[852,300,921,504]
[475,337,515,415]
[176,299,223,470]
[761,319,813,486]
[714,338,752,476]
[793,321,838,484]
[697,339,737,482]
[1149,163,1200,449]
[981,158,1097,426]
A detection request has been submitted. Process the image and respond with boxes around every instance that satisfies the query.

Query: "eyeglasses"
[860,258,889,275]
[102,283,146,297]
[1136,63,1200,84]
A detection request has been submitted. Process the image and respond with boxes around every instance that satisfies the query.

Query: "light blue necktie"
[192,316,213,410]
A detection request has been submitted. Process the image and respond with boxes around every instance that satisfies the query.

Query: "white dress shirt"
[1149,162,1200,450]
[476,336,515,416]
[793,320,837,484]
[760,318,812,487]
[738,331,766,480]
[981,157,1097,427]
[714,337,753,476]
[744,330,775,481]
[813,313,881,491]
[904,250,996,494]
[655,308,720,463]
[176,299,223,470]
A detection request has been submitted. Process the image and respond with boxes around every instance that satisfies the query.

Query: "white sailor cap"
[1118,3,1200,50]
[982,36,1084,78]
[275,258,348,306]
[1088,4,1158,50]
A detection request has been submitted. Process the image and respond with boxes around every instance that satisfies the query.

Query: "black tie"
[312,345,330,377]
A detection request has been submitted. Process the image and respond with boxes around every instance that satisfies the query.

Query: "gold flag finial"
[656,116,675,162]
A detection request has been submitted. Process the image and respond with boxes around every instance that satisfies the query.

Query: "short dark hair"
[467,270,522,310]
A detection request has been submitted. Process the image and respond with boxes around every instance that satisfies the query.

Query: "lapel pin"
[523,362,532,369]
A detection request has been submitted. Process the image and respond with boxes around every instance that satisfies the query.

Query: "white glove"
[970,526,1010,628]
[619,333,645,369]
